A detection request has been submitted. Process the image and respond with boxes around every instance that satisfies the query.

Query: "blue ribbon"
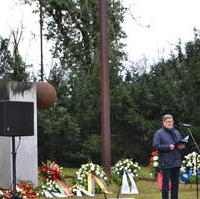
[181,169,200,183]
[180,170,192,183]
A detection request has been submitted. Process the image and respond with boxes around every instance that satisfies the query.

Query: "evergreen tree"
[24,0,128,165]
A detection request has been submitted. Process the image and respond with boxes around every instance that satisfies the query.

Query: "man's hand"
[170,144,175,150]
[176,144,185,150]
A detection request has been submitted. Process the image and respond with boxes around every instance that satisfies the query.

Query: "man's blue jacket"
[153,127,182,169]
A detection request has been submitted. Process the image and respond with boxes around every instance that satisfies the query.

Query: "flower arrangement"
[0,189,10,198]
[0,190,4,197]
[39,160,73,197]
[39,160,65,181]
[149,151,159,179]
[39,179,62,196]
[73,162,108,191]
[112,158,140,177]
[0,161,73,198]
[14,180,40,198]
[0,180,40,199]
[180,151,200,175]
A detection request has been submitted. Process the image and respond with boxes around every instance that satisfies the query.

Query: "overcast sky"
[1,0,200,74]
[122,0,200,64]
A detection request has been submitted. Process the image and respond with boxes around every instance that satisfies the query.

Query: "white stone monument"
[0,81,38,189]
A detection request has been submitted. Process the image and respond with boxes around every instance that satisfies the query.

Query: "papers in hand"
[175,135,189,146]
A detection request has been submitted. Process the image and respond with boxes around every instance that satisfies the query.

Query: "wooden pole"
[99,0,111,177]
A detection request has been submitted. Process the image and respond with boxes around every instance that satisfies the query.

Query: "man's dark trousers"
[161,167,180,199]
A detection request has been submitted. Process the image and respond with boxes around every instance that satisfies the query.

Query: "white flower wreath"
[112,158,140,177]
[73,162,108,189]
[181,151,200,175]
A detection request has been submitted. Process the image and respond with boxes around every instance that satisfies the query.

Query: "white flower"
[153,161,158,167]
[192,152,197,156]
[91,167,95,171]
[187,162,192,167]
[180,167,186,172]
[153,156,158,161]
[134,163,139,167]
[78,177,82,180]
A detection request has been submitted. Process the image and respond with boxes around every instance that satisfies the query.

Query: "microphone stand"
[186,127,200,199]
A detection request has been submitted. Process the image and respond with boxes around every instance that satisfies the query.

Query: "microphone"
[182,123,191,127]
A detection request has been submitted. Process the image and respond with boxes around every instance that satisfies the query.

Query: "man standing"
[153,114,185,199]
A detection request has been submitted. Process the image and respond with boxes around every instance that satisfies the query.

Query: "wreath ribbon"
[87,173,112,194]
[121,170,138,194]
[180,169,200,183]
[55,179,74,196]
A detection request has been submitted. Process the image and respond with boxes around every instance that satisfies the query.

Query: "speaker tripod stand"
[11,136,21,199]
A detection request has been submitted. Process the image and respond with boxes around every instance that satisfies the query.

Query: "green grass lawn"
[41,181,196,199]
[38,167,197,199]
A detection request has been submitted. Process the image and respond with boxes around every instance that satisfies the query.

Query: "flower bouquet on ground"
[111,158,140,185]
[148,151,172,190]
[180,151,200,183]
[39,160,73,197]
[39,160,65,181]
[0,189,11,198]
[181,151,200,174]
[72,162,109,194]
[0,180,40,199]
[149,151,159,180]
[14,180,40,198]
[0,161,73,198]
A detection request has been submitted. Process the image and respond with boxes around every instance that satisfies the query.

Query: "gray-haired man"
[153,114,185,199]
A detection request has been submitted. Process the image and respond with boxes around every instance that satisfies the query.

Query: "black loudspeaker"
[0,101,34,136]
